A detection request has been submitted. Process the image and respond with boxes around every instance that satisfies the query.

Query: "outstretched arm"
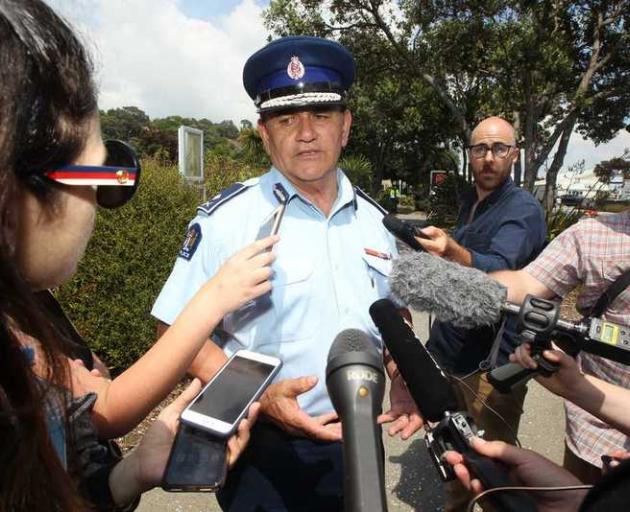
[74,236,277,438]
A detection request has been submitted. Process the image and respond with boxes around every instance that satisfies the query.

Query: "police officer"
[152,36,422,510]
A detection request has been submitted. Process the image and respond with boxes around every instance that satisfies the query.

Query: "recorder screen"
[188,357,275,423]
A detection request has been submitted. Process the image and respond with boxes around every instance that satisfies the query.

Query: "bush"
[427,173,469,227]
[546,206,583,241]
[339,154,373,191]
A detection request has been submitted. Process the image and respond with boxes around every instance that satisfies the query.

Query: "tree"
[265,0,630,210]
[100,106,150,141]
[594,149,630,182]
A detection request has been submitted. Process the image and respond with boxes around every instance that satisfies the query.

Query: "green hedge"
[55,158,262,373]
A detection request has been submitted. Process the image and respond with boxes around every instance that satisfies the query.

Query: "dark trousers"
[216,422,344,511]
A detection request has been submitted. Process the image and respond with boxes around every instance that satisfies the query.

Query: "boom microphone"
[326,329,387,512]
[389,252,630,388]
[389,251,507,328]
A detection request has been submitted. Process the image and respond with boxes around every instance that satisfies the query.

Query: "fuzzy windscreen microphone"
[389,252,508,329]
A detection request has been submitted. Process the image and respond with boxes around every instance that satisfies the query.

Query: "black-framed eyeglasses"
[43,140,141,209]
[466,142,515,159]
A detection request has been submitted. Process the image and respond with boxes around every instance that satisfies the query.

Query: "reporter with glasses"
[413,117,547,511]
[0,1,274,510]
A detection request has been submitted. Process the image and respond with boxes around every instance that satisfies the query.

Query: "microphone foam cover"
[327,328,379,363]
[389,252,507,329]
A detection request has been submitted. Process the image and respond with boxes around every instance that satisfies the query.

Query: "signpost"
[178,125,205,200]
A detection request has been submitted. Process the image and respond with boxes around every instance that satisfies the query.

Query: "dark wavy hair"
[0,0,97,510]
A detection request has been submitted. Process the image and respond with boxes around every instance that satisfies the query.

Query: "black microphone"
[369,299,458,421]
[325,329,388,512]
[369,299,537,512]
[382,214,428,251]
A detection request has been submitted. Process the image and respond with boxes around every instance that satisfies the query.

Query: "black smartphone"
[161,422,228,492]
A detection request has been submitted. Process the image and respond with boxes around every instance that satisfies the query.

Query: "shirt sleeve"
[524,222,582,298]
[151,216,222,325]
[470,201,546,273]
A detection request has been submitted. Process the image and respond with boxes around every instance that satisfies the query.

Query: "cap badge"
[287,56,305,80]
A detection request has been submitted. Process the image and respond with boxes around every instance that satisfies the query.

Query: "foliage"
[594,150,630,183]
[339,154,373,191]
[55,159,201,372]
[100,106,242,163]
[204,154,267,197]
[238,127,271,169]
[427,172,469,227]
[545,207,584,241]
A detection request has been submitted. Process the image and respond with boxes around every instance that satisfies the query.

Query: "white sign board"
[178,126,204,181]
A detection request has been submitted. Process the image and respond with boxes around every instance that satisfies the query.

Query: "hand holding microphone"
[369,299,537,512]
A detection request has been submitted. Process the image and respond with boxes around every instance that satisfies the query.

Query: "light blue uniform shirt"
[152,167,399,415]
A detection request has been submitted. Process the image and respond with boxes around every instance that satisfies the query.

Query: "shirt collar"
[268,167,357,214]
[462,177,514,209]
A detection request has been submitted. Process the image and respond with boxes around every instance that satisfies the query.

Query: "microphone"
[325,329,388,512]
[369,299,537,512]
[388,252,630,389]
[382,214,428,251]
[369,299,458,421]
[389,251,507,329]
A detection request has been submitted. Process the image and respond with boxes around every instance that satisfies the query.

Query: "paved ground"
[138,307,566,511]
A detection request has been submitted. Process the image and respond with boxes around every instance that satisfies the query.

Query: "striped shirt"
[525,210,630,466]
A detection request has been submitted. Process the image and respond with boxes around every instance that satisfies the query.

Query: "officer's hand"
[444,438,587,512]
[378,374,424,439]
[209,235,279,316]
[509,343,583,399]
[259,376,342,442]
[415,226,472,266]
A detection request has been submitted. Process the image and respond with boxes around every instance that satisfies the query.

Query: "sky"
[46,0,628,171]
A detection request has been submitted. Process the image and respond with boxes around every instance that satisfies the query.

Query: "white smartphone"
[180,350,282,437]
[257,203,286,240]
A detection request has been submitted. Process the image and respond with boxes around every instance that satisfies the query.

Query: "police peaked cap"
[243,36,356,113]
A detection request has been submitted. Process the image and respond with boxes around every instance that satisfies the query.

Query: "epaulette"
[197,178,259,216]
[354,186,388,215]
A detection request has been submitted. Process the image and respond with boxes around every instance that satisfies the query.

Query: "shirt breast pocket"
[362,254,392,300]
[267,257,316,344]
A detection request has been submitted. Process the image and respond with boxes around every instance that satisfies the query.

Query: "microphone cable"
[466,484,594,512]
[449,372,523,449]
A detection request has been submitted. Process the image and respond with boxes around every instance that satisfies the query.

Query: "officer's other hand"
[378,373,424,439]
[209,234,279,316]
[259,377,342,442]
[444,438,587,512]
[509,343,582,398]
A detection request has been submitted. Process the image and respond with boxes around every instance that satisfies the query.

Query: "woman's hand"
[206,235,279,317]
[108,379,260,505]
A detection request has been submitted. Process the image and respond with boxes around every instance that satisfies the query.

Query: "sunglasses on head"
[43,140,141,209]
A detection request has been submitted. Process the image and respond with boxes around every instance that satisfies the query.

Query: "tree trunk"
[543,113,577,213]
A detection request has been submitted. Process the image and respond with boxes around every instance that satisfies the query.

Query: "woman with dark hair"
[0,0,275,509]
